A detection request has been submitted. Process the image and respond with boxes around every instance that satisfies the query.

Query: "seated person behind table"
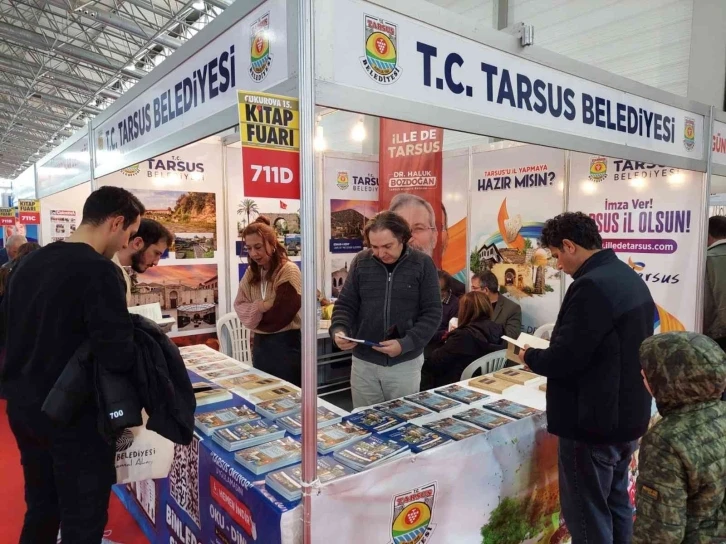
[427,270,460,352]
[471,270,522,339]
[428,291,504,386]
[633,332,726,544]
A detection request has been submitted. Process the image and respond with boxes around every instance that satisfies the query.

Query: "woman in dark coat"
[429,291,505,386]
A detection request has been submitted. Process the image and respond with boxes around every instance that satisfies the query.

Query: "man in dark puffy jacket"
[331,211,442,408]
[520,212,654,544]
[634,332,726,543]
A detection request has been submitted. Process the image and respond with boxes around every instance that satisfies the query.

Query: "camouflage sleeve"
[632,431,687,544]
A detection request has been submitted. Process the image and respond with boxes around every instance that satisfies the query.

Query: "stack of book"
[434,384,490,405]
[387,423,451,453]
[276,406,342,435]
[212,420,285,452]
[405,391,461,413]
[215,372,268,390]
[256,394,302,420]
[266,457,355,501]
[333,435,409,471]
[484,399,543,420]
[235,437,302,475]
[236,376,283,392]
[376,399,433,421]
[252,385,299,403]
[194,405,261,436]
[453,408,513,430]
[425,417,486,441]
[192,382,233,406]
[494,368,541,386]
[198,366,249,381]
[468,375,516,394]
[346,408,406,434]
[317,421,370,455]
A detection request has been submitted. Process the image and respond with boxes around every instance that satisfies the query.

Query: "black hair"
[438,269,453,291]
[81,186,145,229]
[474,270,499,293]
[540,212,602,250]
[708,215,726,239]
[134,218,174,248]
[363,211,412,246]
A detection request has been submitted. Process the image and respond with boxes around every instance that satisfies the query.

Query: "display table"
[115,345,566,544]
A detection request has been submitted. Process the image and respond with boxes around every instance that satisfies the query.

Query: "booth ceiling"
[0,0,230,179]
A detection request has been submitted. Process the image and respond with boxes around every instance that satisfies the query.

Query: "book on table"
[453,408,514,430]
[317,421,371,455]
[266,457,355,502]
[346,408,406,434]
[211,420,285,452]
[494,368,541,386]
[253,385,299,403]
[255,394,302,420]
[234,437,302,476]
[194,406,261,436]
[215,372,267,390]
[192,382,233,406]
[467,375,516,394]
[387,423,451,453]
[425,417,486,441]
[375,399,433,421]
[276,406,342,435]
[483,399,543,420]
[197,366,249,381]
[333,435,409,472]
[404,391,462,413]
[434,384,490,405]
[237,377,283,391]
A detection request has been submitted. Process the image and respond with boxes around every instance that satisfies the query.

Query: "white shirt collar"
[708,239,726,250]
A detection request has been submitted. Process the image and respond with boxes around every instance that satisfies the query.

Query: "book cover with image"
[197,366,249,381]
[256,394,302,420]
[425,418,486,441]
[277,407,342,435]
[194,406,260,435]
[215,372,267,389]
[483,399,542,420]
[376,399,433,421]
[434,384,490,405]
[404,391,462,413]
[468,375,516,394]
[346,408,406,434]
[494,368,541,385]
[238,377,283,391]
[192,382,233,406]
[387,423,451,453]
[212,420,285,452]
[317,421,370,454]
[235,437,302,475]
[253,385,299,403]
[333,435,409,472]
[454,408,514,430]
[266,457,355,501]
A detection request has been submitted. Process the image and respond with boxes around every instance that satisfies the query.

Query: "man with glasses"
[471,270,521,339]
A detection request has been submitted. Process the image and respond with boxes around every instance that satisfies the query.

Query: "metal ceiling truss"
[0,0,230,178]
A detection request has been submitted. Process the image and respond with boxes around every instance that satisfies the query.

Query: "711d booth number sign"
[242,146,300,200]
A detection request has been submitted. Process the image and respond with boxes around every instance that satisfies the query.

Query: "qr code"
[169,435,201,528]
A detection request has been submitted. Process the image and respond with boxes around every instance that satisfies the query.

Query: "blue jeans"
[558,438,637,544]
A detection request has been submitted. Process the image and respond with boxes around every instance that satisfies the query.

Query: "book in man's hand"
[211,420,285,452]
[387,423,451,453]
[333,435,409,472]
[266,457,355,502]
[194,406,261,436]
[234,437,302,475]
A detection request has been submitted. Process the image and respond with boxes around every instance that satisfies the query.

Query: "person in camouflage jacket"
[633,332,726,543]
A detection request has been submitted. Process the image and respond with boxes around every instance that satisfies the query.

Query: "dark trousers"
[253,329,302,387]
[558,438,637,544]
[7,401,116,544]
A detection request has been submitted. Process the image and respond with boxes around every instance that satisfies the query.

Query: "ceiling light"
[126,63,136,70]
[351,117,366,142]
[193,1,205,9]
[314,125,326,152]
[64,123,71,128]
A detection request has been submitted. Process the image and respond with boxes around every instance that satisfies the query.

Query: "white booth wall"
[39,183,91,246]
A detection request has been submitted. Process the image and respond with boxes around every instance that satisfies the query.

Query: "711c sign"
[238,90,300,200]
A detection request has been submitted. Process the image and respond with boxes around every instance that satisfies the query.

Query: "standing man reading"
[114,218,174,304]
[0,186,144,544]
[519,212,654,544]
[704,215,726,351]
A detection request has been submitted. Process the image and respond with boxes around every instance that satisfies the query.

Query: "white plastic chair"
[460,349,508,380]
[216,312,252,364]
[534,323,555,340]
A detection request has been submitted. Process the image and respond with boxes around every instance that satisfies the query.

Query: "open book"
[501,333,550,362]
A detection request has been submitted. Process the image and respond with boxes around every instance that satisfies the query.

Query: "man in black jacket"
[331,211,442,408]
[0,187,144,544]
[520,212,654,544]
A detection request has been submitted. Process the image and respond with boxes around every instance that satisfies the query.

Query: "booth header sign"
[330,0,705,161]
[36,135,91,198]
[93,0,288,171]
[712,120,726,166]
[238,90,300,199]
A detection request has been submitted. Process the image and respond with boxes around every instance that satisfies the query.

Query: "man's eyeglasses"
[411,226,436,236]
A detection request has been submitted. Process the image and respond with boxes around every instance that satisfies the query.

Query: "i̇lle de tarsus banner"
[237,90,301,200]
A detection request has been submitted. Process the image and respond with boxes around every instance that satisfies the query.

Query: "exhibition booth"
[13,0,725,542]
